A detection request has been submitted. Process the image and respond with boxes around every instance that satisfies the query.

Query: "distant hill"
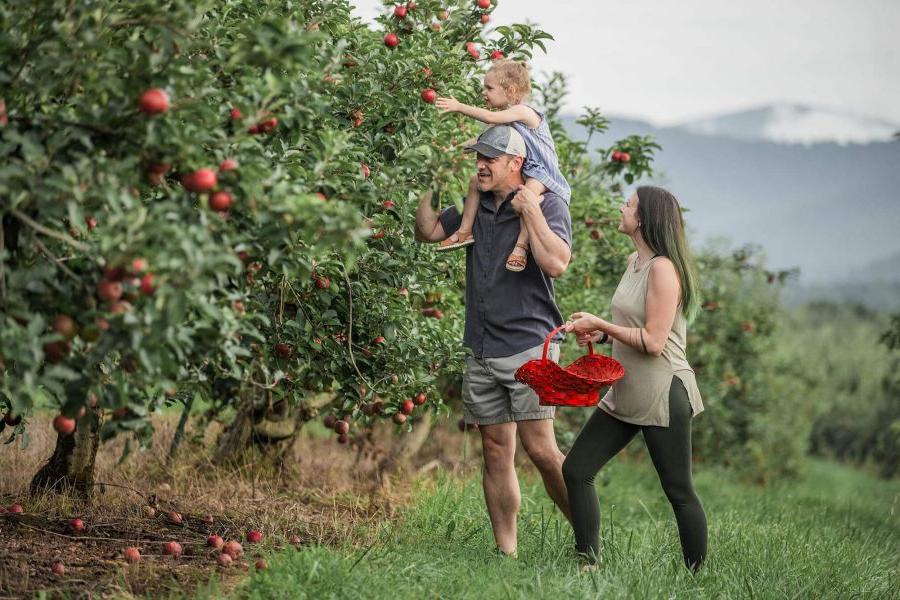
[561,109,900,289]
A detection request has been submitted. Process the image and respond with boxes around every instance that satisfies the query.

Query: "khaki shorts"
[462,343,560,425]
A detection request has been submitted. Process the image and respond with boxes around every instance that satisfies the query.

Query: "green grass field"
[208,458,899,599]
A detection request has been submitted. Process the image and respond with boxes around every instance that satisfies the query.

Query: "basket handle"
[542,324,594,361]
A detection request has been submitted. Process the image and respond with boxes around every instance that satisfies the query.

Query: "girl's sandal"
[436,230,475,252]
[505,243,529,272]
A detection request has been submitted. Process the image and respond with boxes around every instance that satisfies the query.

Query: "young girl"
[435,60,571,272]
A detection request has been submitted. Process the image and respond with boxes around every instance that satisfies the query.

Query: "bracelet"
[599,333,609,344]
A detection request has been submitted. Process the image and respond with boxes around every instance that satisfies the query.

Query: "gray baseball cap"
[464,125,527,158]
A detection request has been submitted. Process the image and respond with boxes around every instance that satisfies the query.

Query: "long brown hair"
[636,186,700,320]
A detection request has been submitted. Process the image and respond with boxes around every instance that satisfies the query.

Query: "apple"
[209,191,233,211]
[384,33,399,48]
[393,413,407,425]
[130,258,149,274]
[400,399,414,415]
[361,163,370,178]
[741,321,754,332]
[142,505,156,517]
[274,343,292,359]
[124,546,141,563]
[255,558,269,570]
[69,518,85,533]
[3,413,21,426]
[382,200,396,209]
[491,50,505,60]
[207,534,224,549]
[590,229,602,240]
[230,107,243,121]
[467,44,480,59]
[439,10,450,19]
[85,217,98,230]
[258,117,278,132]
[290,534,303,545]
[394,5,407,18]
[373,335,385,345]
[314,275,330,289]
[351,110,364,127]
[414,392,426,405]
[619,152,631,162]
[477,0,491,8]
[109,300,133,315]
[246,530,263,544]
[192,168,218,192]
[203,514,215,525]
[8,503,24,514]
[219,158,239,172]
[481,14,490,23]
[163,541,182,557]
[223,540,243,559]
[51,315,77,340]
[323,414,337,429]
[139,88,170,115]
[140,273,156,296]
[168,511,183,525]
[97,280,123,302]
[53,415,76,435]
[421,88,436,103]
[333,420,350,435]
[431,22,442,31]
[217,552,233,567]
[51,562,66,576]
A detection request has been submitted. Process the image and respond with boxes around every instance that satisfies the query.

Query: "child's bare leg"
[506,179,546,271]
[438,175,478,251]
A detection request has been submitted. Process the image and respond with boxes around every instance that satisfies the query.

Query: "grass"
[219,458,899,599]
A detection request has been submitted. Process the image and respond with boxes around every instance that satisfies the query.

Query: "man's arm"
[414,190,448,243]
[511,186,571,278]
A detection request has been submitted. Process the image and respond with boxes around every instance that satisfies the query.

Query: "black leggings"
[562,376,707,571]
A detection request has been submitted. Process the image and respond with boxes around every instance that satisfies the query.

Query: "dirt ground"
[0,412,486,599]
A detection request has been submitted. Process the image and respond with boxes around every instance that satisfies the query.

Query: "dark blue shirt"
[439,190,573,358]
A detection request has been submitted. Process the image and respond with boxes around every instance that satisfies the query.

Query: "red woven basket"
[515,325,626,407]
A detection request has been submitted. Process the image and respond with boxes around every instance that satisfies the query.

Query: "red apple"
[421,88,436,103]
[97,280,123,302]
[209,191,233,212]
[333,420,350,435]
[51,562,65,576]
[207,534,224,549]
[255,558,268,570]
[414,392,426,405]
[439,10,450,19]
[491,50,505,60]
[400,399,414,415]
[230,107,242,121]
[323,414,337,428]
[52,315,77,340]
[217,552,233,567]
[407,0,416,9]
[373,335,385,345]
[246,530,263,544]
[223,540,243,559]
[477,0,491,8]
[163,541,182,557]
[85,217,98,230]
[109,300,133,315]
[53,415,76,435]
[619,152,631,163]
[140,273,156,296]
[382,200,396,209]
[69,518,85,533]
[393,413,407,425]
[168,511,183,525]
[314,275,330,289]
[590,229,602,240]
[8,503,24,514]
[394,5,407,18]
[139,88,170,115]
[219,158,239,172]
[384,33,399,48]
[481,14,490,23]
[124,546,141,563]
[274,343,292,359]
[431,22,442,31]
[361,163,370,178]
[130,258,149,274]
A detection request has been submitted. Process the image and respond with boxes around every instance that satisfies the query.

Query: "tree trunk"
[30,409,103,499]
[376,412,433,479]
[213,389,335,465]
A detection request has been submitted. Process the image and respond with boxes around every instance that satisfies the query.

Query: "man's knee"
[481,429,515,472]
[523,441,561,473]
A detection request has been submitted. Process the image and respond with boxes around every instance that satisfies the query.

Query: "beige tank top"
[600,253,704,427]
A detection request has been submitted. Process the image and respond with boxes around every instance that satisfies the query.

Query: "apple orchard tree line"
[1,0,793,491]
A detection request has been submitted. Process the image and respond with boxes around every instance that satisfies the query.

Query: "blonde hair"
[487,59,531,104]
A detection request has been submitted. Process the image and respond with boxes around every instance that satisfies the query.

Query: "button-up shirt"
[439,189,573,358]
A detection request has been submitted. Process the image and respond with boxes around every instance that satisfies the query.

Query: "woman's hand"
[565,312,604,336]
[574,331,604,347]
[435,97,462,113]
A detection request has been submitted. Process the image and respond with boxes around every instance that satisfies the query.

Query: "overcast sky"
[351,0,900,125]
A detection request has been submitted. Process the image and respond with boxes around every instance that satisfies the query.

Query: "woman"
[563,185,707,572]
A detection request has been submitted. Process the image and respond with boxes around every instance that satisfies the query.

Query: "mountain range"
[561,104,900,308]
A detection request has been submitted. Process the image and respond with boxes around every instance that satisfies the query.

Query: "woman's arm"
[435,98,541,128]
[566,259,681,356]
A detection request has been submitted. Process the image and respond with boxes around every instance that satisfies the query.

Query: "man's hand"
[565,312,605,336]
[510,184,543,215]
[436,97,463,113]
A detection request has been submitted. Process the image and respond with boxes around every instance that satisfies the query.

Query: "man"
[414,125,573,557]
